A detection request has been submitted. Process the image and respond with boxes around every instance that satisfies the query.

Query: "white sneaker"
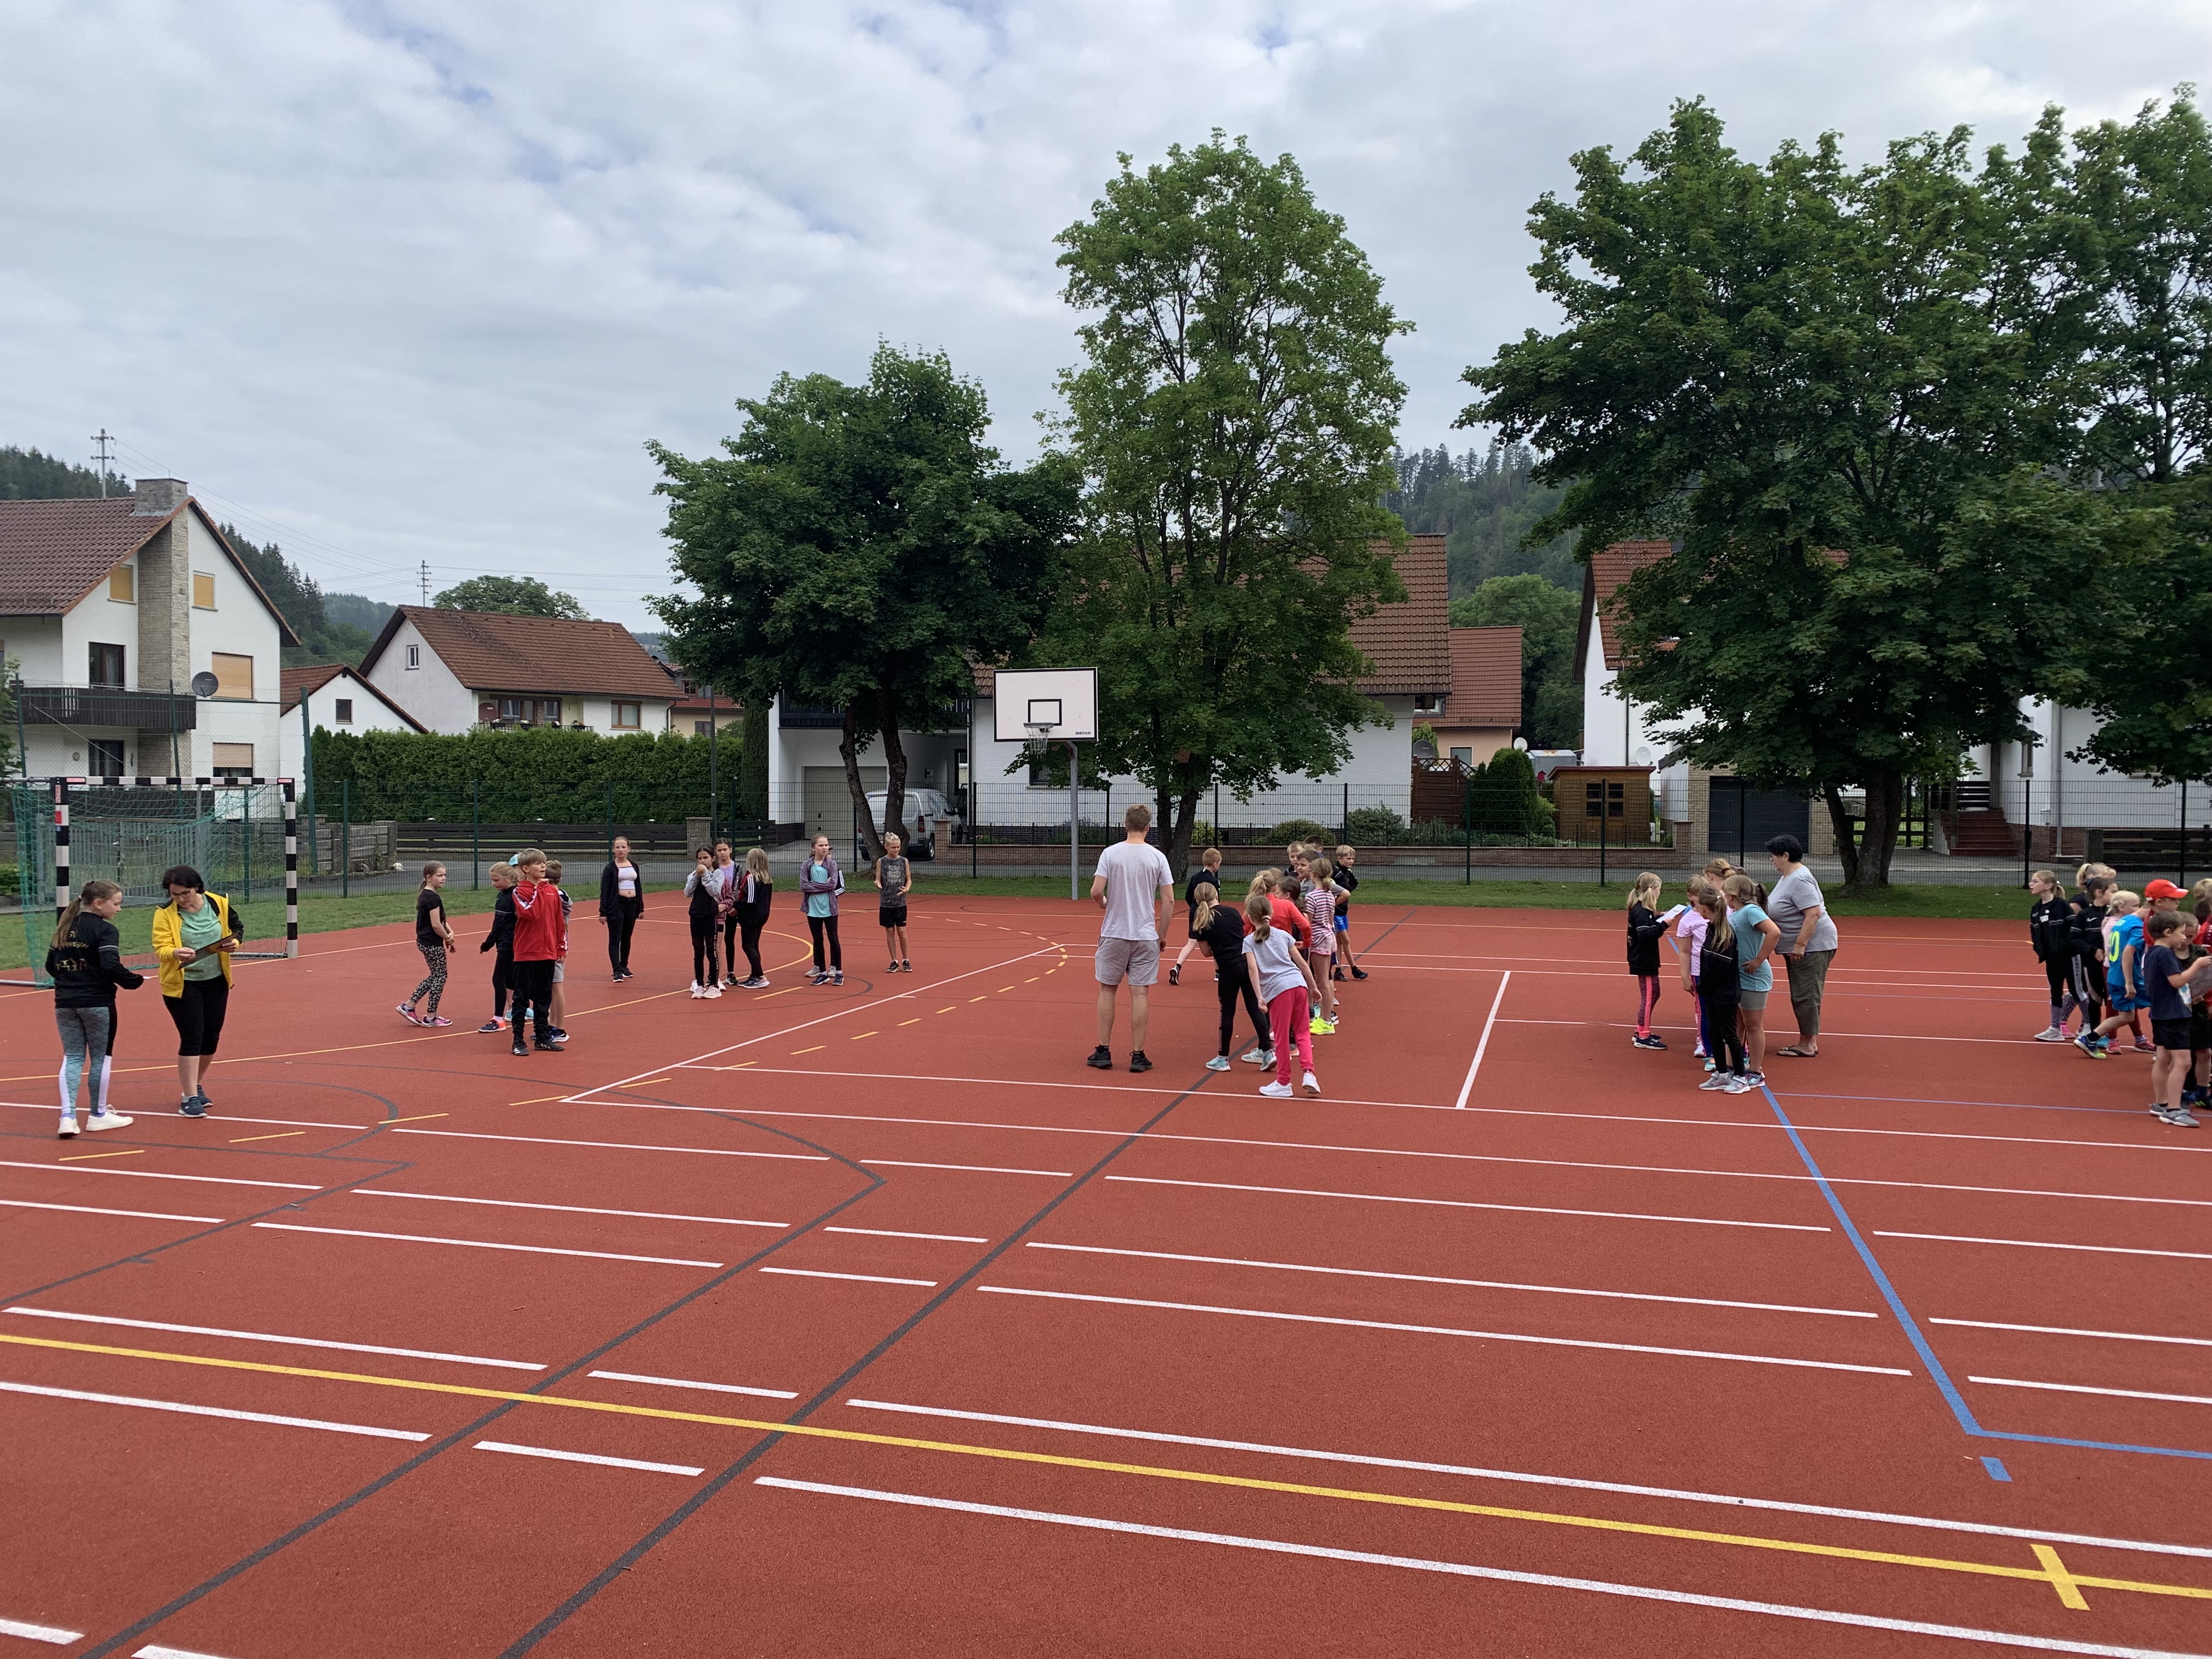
[2032,1028,2070,1042]
[704,985,723,999]
[689,983,704,998]
[1258,1080,1294,1097]
[1302,1072,1321,1097]
[85,1111,134,1131]
[1724,1075,1753,1093]
[1242,1047,1271,1065]
[1697,1074,1733,1091]
[57,1115,78,1138]
[1205,1056,1232,1071]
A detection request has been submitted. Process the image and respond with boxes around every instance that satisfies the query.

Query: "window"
[87,738,125,777]
[191,572,216,610]
[612,702,641,730]
[538,697,563,725]
[695,720,711,736]
[334,698,354,724]
[405,645,420,669]
[1414,693,1441,713]
[212,742,254,780]
[1449,746,1474,766]
[211,652,253,699]
[109,566,135,603]
[1584,780,1626,819]
[89,642,126,687]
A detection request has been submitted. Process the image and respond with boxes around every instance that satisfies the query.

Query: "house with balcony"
[358,606,679,736]
[0,478,296,781]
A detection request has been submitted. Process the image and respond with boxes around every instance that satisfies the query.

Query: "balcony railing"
[8,681,199,730]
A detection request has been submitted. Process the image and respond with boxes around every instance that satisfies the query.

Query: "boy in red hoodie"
[508,849,563,1056]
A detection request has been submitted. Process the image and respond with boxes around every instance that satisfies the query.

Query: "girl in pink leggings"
[1243,891,1321,1097]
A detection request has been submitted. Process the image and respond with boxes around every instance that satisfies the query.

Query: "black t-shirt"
[415,887,447,949]
[1185,870,1223,921]
[2145,944,2189,1023]
[1334,865,1357,916]
[1199,905,1248,975]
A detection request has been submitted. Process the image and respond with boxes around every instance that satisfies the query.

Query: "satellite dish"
[189,671,221,698]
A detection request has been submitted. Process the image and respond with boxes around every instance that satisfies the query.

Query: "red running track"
[0,896,2206,1658]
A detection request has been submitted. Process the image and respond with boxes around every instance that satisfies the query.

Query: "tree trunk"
[1847,769,1906,890]
[1822,785,1861,888]
[838,704,882,864]
[876,689,910,857]
[1163,785,1203,882]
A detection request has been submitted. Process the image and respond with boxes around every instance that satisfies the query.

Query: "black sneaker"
[1351,966,1368,980]
[534,1039,562,1053]
[889,961,901,973]
[511,1042,529,1057]
[832,970,844,986]
[1631,1034,1667,1051]
[1086,1046,1114,1070]
[1128,1051,1153,1074]
[179,1096,208,1118]
[1167,964,1180,986]
[900,960,911,971]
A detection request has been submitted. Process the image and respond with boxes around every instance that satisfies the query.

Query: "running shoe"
[533,1039,563,1053]
[1240,1047,1271,1065]
[179,1096,210,1117]
[1723,1076,1753,1094]
[832,971,844,986]
[1301,1072,1321,1097]
[1350,967,1368,980]
[85,1110,133,1131]
[1128,1051,1153,1073]
[511,1042,529,1057]
[1631,1034,1667,1051]
[1258,1080,1294,1098]
[888,961,901,973]
[2154,1104,2200,1127]
[741,975,770,989]
[703,985,723,1000]
[1692,1045,1708,1058]
[422,1016,453,1028]
[689,983,704,999]
[2074,1032,2105,1058]
[1086,1046,1114,1069]
[1167,964,1180,986]
[1205,1056,1232,1071]
[477,1019,505,1034]
[57,1115,78,1138]
[1703,1057,1717,1073]
[1742,1071,1766,1090]
[2135,1039,2158,1053]
[396,1003,422,1025]
[900,960,911,971]
[1697,1074,1734,1091]
[2032,1028,2070,1042]
[1309,1016,1334,1036]
[546,1027,568,1042]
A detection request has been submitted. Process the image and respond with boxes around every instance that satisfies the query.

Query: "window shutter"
[211,653,253,699]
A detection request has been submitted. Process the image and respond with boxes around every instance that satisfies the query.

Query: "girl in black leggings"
[684,847,724,998]
[733,847,774,987]
[1193,882,1269,1070]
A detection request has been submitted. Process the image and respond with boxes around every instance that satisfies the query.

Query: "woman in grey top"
[1765,834,1839,1057]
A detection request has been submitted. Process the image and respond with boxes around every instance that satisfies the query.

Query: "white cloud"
[2,0,2204,623]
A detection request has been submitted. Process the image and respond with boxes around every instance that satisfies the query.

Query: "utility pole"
[419,561,432,605]
[90,429,115,497]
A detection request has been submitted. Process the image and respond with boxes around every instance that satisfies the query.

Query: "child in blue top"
[1723,872,1781,1087]
[2143,911,2212,1126]
[2089,891,2148,1055]
[799,834,845,986]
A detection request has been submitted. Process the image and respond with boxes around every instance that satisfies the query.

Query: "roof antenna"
[90,428,116,497]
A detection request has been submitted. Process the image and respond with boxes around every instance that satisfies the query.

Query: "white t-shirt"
[1243,927,1306,1003]
[1767,865,1838,953]
[615,862,637,898]
[1094,839,1175,940]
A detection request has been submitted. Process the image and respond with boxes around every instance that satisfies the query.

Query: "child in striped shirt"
[1304,856,1340,1034]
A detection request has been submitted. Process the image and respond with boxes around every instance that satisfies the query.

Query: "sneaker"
[1205,1056,1233,1071]
[545,1028,568,1043]
[1692,1045,1708,1058]
[511,1042,529,1057]
[1167,964,1180,986]
[1703,1057,1717,1073]
[84,1110,133,1131]
[1631,1034,1667,1051]
[57,1115,78,1139]
[689,983,705,999]
[2074,1032,2103,1059]
[179,1096,209,1117]
[1241,1047,1270,1065]
[1302,1071,1321,1097]
[2135,1039,2158,1053]
[1330,966,1345,981]
[1309,1016,1333,1035]
[396,1003,422,1025]
[1742,1071,1766,1090]
[422,1015,453,1028]
[900,960,911,972]
[1252,1050,1276,1069]
[1723,1075,1753,1093]
[1350,967,1368,980]
[832,971,844,986]
[1087,1046,1114,1070]
[723,977,743,989]
[2032,1028,2070,1042]
[477,1019,505,1034]
[2154,1104,2200,1127]
[889,962,901,974]
[534,1039,563,1053]
[739,975,769,989]
[1128,1051,1153,1074]
[1258,1080,1294,1098]
[1698,1074,1734,1091]
[703,985,723,1000]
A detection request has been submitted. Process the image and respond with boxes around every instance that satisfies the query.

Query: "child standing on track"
[544,859,573,1044]
[876,832,912,972]
[714,842,742,989]
[1331,844,1368,980]
[2028,870,2077,1041]
[1722,872,1780,1086]
[2143,911,2212,1126]
[507,850,562,1054]
[1244,891,1321,1097]
[1670,879,1712,1067]
[2089,891,2148,1055]
[478,862,515,1033]
[685,846,724,998]
[1194,879,1269,1071]
[398,862,455,1027]
[598,836,643,982]
[800,834,845,986]
[48,878,142,1138]
[1692,882,1748,1091]
[1627,872,1670,1050]
[1168,845,1224,987]
[1303,855,1340,1034]
[735,847,774,987]
[2068,868,2114,1051]
[1266,868,1312,951]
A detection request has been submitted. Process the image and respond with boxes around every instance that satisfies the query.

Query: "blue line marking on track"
[1758,1085,2212,1463]
[1980,1455,2011,1482]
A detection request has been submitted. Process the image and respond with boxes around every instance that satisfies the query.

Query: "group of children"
[2028,865,2212,1126]
[682,839,777,995]
[1624,859,1782,1093]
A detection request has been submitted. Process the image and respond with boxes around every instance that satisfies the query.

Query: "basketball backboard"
[992,667,1098,743]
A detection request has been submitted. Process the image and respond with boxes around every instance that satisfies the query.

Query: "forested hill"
[1384,441,1576,596]
[1,444,129,499]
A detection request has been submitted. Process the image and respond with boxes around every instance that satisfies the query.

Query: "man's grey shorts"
[1096,936,1160,988]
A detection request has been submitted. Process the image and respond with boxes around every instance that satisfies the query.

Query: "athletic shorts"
[2151,1017,2194,1052]
[1306,932,1335,957]
[1739,987,1769,1012]
[2106,991,2147,1014]
[2193,1007,2211,1052]
[879,904,908,929]
[1334,913,1348,934]
[552,962,565,984]
[1096,935,1160,987]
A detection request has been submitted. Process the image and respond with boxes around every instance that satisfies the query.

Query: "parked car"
[865,788,957,860]
[1525,749,1582,785]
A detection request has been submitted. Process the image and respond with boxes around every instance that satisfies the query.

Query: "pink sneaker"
[421,1015,453,1028]
[396,1003,422,1025]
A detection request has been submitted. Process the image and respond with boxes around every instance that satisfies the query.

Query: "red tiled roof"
[0,495,182,614]
[1350,533,1449,695]
[279,663,427,730]
[1576,539,1672,675]
[362,607,679,699]
[1443,626,1522,726]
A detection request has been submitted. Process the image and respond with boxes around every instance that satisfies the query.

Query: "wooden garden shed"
[1551,765,1655,845]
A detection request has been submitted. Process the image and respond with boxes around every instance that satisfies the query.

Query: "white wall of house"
[2,613,66,683]
[63,562,138,687]
[1577,629,1689,821]
[188,515,283,777]
[1982,698,2204,834]
[280,672,419,780]
[365,617,478,733]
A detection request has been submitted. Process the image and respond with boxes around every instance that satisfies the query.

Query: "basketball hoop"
[1023,719,1056,766]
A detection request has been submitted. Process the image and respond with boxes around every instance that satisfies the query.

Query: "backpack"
[1699,910,1741,998]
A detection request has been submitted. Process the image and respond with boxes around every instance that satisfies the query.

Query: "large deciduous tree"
[434,575,591,619]
[1046,134,1408,878]
[649,345,1076,859]
[1447,574,1581,748]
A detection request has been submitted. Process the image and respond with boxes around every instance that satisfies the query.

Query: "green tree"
[217,524,378,667]
[1448,573,1581,748]
[1464,101,2107,888]
[1388,441,1576,592]
[648,344,1076,859]
[0,444,127,500]
[1,653,18,777]
[738,701,771,824]
[1045,133,1409,877]
[435,575,591,619]
[1466,746,1545,836]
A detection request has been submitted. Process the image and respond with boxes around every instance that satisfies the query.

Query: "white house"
[279,663,426,781]
[0,478,295,781]
[359,606,679,736]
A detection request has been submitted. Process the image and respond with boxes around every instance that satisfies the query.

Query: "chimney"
[132,478,188,516]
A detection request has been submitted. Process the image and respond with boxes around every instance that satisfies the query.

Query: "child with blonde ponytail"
[1626,872,1671,1050]
[47,879,144,1137]
[1244,891,1321,1097]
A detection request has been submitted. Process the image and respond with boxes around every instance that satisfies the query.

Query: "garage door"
[1707,778,1810,859]
[802,766,885,846]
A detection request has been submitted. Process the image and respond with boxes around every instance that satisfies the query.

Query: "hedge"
[309,726,741,821]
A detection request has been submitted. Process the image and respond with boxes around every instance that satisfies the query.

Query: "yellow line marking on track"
[2,1333,2207,1608]
[1025,977,1039,983]
[387,1113,450,1124]
[2034,1543,2091,1609]
[998,985,1017,992]
[898,1019,921,1027]
[622,1078,672,1089]
[227,1132,303,1144]
[851,1032,877,1041]
[792,1046,825,1056]
[506,1096,570,1107]
[937,1007,954,1014]
[58,1150,145,1162]
[968,996,987,1003]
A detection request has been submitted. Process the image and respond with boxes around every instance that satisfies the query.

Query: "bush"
[1342,805,1406,845]
[1267,817,1334,845]
[0,862,16,899]
[311,726,737,821]
[1467,748,1545,837]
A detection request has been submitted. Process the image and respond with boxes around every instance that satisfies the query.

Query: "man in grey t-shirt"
[1088,802,1173,1075]
[1765,834,1839,1056]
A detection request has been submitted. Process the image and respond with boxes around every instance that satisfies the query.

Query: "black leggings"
[739,916,766,980]
[2067,957,2103,1027]
[1702,994,1745,1075]
[606,901,640,974]
[2042,956,2071,1015]
[809,915,842,972]
[490,949,512,1017]
[1216,961,1267,1054]
[165,977,230,1058]
[689,912,721,985]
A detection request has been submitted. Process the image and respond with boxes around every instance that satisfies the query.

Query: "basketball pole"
[1068,738,1080,901]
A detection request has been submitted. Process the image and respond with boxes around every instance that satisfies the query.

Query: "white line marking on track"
[1103,1174,1829,1232]
[473,1440,703,1476]
[0,1161,317,1190]
[975,1286,1911,1375]
[1022,1243,1876,1318]
[0,1615,81,1645]
[864,1159,1073,1177]
[839,1397,2212,1559]
[0,1379,428,1440]
[249,1222,721,1269]
[351,1189,787,1228]
[391,1128,825,1162]
[826,1226,989,1243]
[588,1370,797,1400]
[760,1267,937,1286]
[3,1306,545,1369]
[136,1646,240,1659]
[0,1199,222,1224]
[1454,970,1510,1109]
[758,1477,2193,1658]
[1970,1376,2212,1407]
[1929,1318,2212,1347]
[1875,1232,2212,1261]
[0,1102,365,1130]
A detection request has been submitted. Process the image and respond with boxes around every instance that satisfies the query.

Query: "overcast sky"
[3,1,2205,627]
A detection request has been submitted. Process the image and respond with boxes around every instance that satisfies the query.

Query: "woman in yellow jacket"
[151,864,244,1119]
